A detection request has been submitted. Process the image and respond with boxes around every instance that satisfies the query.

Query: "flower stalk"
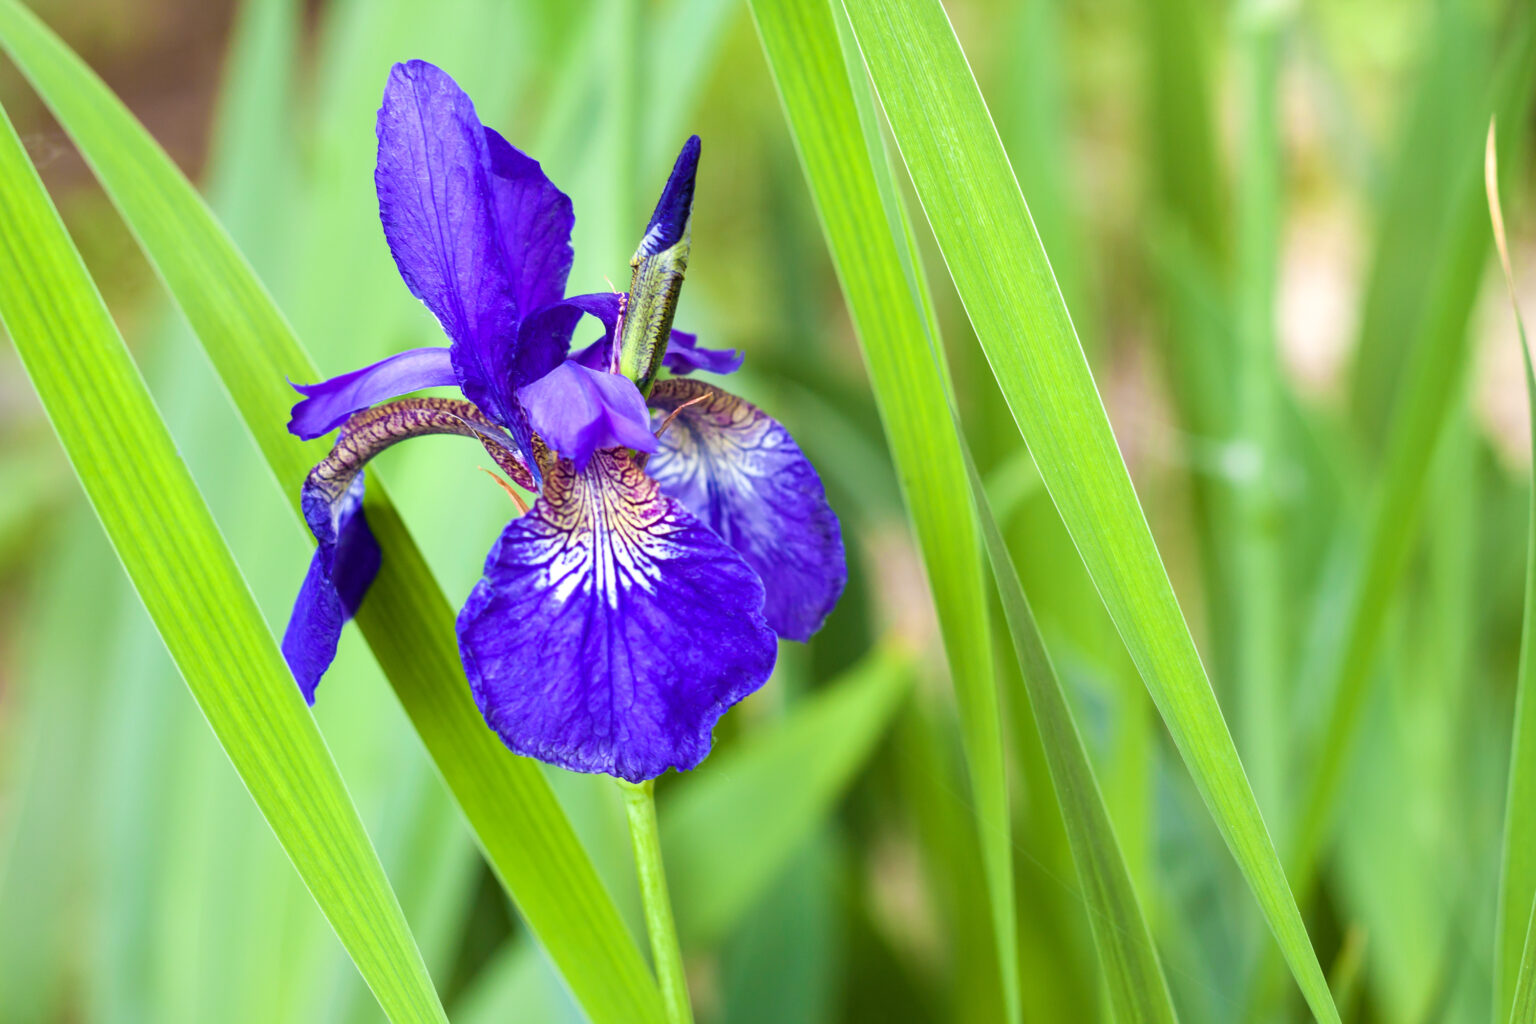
[618,778,695,1024]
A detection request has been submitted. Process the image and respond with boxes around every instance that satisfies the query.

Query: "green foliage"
[749,1,1018,1017]
[835,0,1336,1018]
[0,4,668,1021]
[2,0,1536,1021]
[1490,120,1536,1024]
[0,91,445,1024]
[662,644,913,947]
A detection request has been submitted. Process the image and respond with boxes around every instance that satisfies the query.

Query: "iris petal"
[647,378,845,641]
[482,125,575,320]
[660,330,744,376]
[519,360,658,469]
[457,450,778,782]
[514,292,624,384]
[376,60,517,422]
[282,396,538,700]
[282,475,381,703]
[375,61,579,447]
[287,347,458,440]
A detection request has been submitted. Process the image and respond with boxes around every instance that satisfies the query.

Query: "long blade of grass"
[751,1,1178,1019]
[964,441,1180,1024]
[747,1,1019,1017]
[835,1,1337,1018]
[0,6,666,1022]
[0,95,446,1024]
[661,644,913,948]
[1488,118,1536,1024]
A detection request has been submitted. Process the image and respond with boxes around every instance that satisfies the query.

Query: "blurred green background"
[0,0,1533,1021]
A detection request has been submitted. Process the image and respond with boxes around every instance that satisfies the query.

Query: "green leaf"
[963,442,1180,1024]
[0,5,665,1022]
[661,645,913,948]
[0,94,446,1024]
[834,0,1338,1019]
[1488,119,1536,1024]
[749,1,1175,1014]
[748,1,1019,1018]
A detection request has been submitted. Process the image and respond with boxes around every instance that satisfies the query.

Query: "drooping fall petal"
[648,378,845,641]
[457,450,777,781]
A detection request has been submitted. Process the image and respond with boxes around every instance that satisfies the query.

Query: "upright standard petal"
[282,474,381,703]
[376,61,523,426]
[288,347,458,439]
[647,378,845,641]
[457,450,778,782]
[519,360,658,469]
[482,126,575,318]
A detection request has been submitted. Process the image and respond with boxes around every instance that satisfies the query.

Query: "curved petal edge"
[647,378,845,641]
[457,450,777,781]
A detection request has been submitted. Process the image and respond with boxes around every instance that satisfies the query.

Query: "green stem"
[618,778,694,1024]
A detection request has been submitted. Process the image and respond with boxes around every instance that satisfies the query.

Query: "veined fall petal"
[281,397,535,699]
[648,378,845,641]
[457,450,777,782]
[282,473,380,703]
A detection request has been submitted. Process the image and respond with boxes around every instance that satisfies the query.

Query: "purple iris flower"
[281,60,845,782]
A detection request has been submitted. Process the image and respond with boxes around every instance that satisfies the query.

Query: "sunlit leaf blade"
[1488,119,1536,1024]
[662,645,913,947]
[962,442,1180,1024]
[748,0,1020,1017]
[0,95,447,1024]
[0,5,665,1021]
[835,0,1337,1019]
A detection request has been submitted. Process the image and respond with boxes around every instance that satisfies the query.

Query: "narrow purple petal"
[559,291,624,329]
[661,329,744,376]
[637,136,700,257]
[481,126,574,318]
[287,347,458,439]
[457,450,778,781]
[511,292,625,386]
[570,335,609,370]
[377,60,553,430]
[282,475,381,702]
[647,379,845,641]
[519,360,658,469]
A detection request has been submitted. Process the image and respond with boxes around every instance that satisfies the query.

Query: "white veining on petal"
[517,451,689,609]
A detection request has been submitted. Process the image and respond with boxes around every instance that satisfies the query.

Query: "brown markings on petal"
[305,396,535,506]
